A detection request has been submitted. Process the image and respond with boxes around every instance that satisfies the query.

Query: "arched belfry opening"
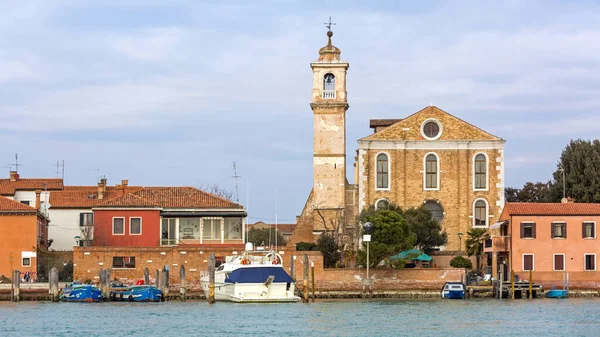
[324,73,335,90]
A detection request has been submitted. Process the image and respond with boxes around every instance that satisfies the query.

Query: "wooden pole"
[529,269,533,299]
[290,255,295,281]
[179,265,186,302]
[511,269,515,299]
[144,267,150,286]
[498,272,503,299]
[311,261,315,302]
[155,269,159,288]
[208,253,216,304]
[50,267,59,302]
[12,270,20,302]
[303,254,309,303]
[160,266,168,301]
[99,268,104,295]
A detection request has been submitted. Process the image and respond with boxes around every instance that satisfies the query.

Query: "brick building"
[290,29,505,251]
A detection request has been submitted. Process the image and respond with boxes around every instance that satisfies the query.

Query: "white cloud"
[112,27,188,62]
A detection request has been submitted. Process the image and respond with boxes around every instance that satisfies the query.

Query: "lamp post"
[362,222,373,282]
[458,232,463,252]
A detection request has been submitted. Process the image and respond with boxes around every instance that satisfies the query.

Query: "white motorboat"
[200,243,300,303]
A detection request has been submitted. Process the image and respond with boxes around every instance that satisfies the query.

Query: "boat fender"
[128,295,133,302]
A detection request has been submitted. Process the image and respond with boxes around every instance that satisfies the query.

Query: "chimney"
[35,190,41,210]
[9,170,19,182]
[121,179,128,193]
[97,179,106,200]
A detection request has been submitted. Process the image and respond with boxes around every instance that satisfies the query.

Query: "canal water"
[1,298,599,336]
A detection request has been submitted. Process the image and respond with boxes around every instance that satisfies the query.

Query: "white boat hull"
[200,279,300,303]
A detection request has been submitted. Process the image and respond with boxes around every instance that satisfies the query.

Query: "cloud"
[112,27,188,62]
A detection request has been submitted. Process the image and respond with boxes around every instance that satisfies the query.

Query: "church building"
[290,28,505,251]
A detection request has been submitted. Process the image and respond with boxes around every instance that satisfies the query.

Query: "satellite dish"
[561,198,568,204]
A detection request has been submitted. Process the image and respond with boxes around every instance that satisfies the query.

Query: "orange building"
[0,197,49,279]
[487,202,600,288]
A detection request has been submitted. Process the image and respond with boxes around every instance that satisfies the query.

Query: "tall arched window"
[473,199,488,227]
[376,153,389,189]
[324,73,335,90]
[425,153,439,190]
[474,153,487,190]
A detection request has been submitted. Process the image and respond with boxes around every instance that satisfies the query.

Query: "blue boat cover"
[225,267,294,284]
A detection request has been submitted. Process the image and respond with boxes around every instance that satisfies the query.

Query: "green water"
[1,298,598,336]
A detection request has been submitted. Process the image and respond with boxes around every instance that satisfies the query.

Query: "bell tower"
[310,23,349,215]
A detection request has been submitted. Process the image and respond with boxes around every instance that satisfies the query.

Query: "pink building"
[486,202,600,289]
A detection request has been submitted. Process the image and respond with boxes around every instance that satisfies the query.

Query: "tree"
[403,206,447,251]
[465,228,490,278]
[198,183,235,202]
[549,139,600,203]
[504,182,551,202]
[450,256,472,269]
[358,209,415,268]
[247,227,286,247]
[317,233,341,268]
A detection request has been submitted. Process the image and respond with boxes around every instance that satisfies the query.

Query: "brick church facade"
[290,29,505,251]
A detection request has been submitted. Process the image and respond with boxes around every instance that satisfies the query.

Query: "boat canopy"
[225,267,294,284]
[389,249,433,262]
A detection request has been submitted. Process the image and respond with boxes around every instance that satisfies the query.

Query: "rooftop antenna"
[54,161,65,179]
[12,153,22,172]
[88,168,101,183]
[232,161,241,203]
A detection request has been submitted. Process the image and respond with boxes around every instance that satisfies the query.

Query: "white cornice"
[357,140,506,150]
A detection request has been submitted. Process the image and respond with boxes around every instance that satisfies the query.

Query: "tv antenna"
[88,168,102,183]
[232,161,241,203]
[55,160,65,179]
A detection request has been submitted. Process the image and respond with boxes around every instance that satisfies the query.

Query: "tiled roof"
[369,119,403,128]
[0,178,63,195]
[96,193,160,208]
[0,197,38,214]
[133,187,243,209]
[50,186,243,209]
[49,186,143,208]
[249,222,297,233]
[501,202,600,217]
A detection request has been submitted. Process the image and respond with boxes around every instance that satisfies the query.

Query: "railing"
[322,90,336,99]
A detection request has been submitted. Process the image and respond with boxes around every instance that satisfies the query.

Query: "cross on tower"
[324,16,336,32]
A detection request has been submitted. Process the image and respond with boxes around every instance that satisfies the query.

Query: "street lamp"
[458,232,463,252]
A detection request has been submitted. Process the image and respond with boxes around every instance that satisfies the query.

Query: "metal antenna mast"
[232,162,241,203]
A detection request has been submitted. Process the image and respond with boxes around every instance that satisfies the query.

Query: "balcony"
[322,90,336,99]
[483,236,510,253]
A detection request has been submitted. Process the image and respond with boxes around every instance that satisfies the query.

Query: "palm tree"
[465,228,490,281]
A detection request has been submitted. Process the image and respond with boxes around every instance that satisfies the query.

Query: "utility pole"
[232,162,240,203]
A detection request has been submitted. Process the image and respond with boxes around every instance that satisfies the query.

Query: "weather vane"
[324,16,336,32]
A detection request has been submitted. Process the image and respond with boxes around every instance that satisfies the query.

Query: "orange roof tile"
[132,187,243,209]
[0,197,38,214]
[0,178,63,195]
[96,193,160,208]
[501,202,600,218]
[49,186,143,208]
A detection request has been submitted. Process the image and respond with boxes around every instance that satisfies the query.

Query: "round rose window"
[423,121,440,139]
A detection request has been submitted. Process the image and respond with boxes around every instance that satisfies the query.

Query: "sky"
[1,0,600,223]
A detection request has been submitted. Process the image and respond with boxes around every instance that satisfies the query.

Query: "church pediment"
[359,106,502,142]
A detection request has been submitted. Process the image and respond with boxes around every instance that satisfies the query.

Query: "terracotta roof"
[0,178,63,195]
[369,119,403,128]
[96,193,160,208]
[501,202,600,218]
[132,187,243,209]
[49,186,143,208]
[0,197,38,214]
[249,222,296,233]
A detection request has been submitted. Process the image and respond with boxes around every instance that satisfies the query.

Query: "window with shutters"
[424,153,439,190]
[585,254,596,271]
[553,254,565,271]
[80,212,94,226]
[376,153,389,189]
[523,254,534,271]
[473,153,488,190]
[583,222,596,239]
[552,222,566,239]
[521,222,535,239]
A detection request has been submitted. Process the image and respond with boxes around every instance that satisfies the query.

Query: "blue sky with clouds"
[1,1,600,222]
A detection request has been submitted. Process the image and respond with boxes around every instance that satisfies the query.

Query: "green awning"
[389,249,433,262]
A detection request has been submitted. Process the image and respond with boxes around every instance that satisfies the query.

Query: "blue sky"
[1,1,600,223]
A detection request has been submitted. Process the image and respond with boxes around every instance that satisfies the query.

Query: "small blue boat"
[110,285,164,302]
[60,284,103,302]
[546,286,568,299]
[441,282,466,299]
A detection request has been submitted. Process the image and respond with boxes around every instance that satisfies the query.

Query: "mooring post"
[498,272,503,299]
[208,253,216,304]
[511,270,515,299]
[12,270,20,302]
[179,265,186,302]
[155,269,159,288]
[144,267,150,286]
[160,266,169,301]
[529,269,533,299]
[290,255,295,281]
[104,269,111,300]
[311,261,315,302]
[99,268,104,295]
[50,267,59,302]
[303,254,309,303]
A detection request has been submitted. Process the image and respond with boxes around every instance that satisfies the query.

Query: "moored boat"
[441,282,466,299]
[200,243,300,303]
[110,285,164,302]
[60,283,103,302]
[546,286,568,299]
